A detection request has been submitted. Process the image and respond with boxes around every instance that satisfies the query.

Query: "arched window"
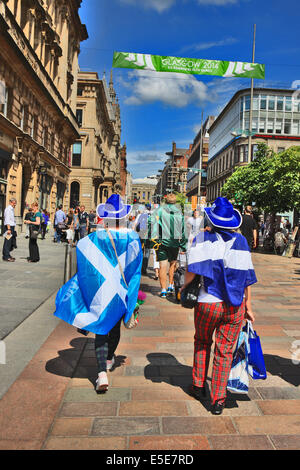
[70,181,80,208]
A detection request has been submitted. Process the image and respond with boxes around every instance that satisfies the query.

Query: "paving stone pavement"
[0,251,300,450]
[0,231,65,340]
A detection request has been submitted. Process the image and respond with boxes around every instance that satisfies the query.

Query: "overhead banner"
[112,51,265,79]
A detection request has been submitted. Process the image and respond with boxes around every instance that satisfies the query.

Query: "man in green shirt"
[150,193,187,298]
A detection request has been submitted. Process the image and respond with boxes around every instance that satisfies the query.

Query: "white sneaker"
[95,372,108,392]
[107,356,115,371]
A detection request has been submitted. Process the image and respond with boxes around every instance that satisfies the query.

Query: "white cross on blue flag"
[54,229,143,334]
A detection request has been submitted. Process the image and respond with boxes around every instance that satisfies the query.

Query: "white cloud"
[122,70,211,108]
[180,37,238,54]
[119,0,175,13]
[196,0,239,5]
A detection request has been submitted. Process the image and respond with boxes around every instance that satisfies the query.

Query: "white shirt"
[4,205,15,227]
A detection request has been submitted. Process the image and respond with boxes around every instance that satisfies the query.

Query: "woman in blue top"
[24,202,41,262]
[181,197,257,415]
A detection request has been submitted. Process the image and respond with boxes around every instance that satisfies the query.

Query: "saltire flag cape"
[112,51,265,80]
[54,229,143,335]
[188,230,257,306]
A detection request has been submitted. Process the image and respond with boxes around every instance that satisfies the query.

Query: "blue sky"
[78,0,300,179]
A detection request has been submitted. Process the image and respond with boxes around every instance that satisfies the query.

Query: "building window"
[277,97,284,111]
[31,115,38,140]
[252,144,259,161]
[76,109,83,127]
[292,120,299,135]
[278,147,285,153]
[285,97,292,111]
[275,119,283,134]
[77,87,83,96]
[72,142,82,166]
[267,118,274,134]
[284,119,291,134]
[260,95,267,110]
[259,119,265,133]
[268,96,275,110]
[0,82,9,117]
[70,181,80,208]
[245,95,251,111]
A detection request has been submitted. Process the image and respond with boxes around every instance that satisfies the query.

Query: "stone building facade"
[132,179,157,204]
[69,71,122,211]
[0,0,87,232]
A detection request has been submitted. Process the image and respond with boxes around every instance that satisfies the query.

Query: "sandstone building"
[0,0,88,232]
[69,70,123,210]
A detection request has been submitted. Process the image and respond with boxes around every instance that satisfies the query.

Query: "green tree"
[221,144,300,213]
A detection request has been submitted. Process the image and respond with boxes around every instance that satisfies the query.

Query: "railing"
[63,244,77,284]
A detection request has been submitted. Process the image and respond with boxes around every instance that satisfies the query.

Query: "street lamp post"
[197,111,204,206]
[248,24,256,164]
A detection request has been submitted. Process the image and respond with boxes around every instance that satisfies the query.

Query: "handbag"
[227,328,249,394]
[244,320,267,380]
[105,228,139,329]
[29,225,39,240]
[180,275,201,309]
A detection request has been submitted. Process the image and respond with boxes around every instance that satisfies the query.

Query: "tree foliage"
[221,143,300,213]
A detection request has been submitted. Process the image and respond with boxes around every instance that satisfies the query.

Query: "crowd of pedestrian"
[2,192,298,415]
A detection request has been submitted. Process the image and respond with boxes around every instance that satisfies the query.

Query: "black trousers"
[41,223,47,239]
[94,319,122,373]
[2,225,16,260]
[29,236,40,262]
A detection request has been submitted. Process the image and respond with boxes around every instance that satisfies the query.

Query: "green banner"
[112,51,265,79]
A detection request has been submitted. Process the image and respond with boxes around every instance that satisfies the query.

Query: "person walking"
[54,194,143,392]
[274,228,287,255]
[150,193,187,298]
[73,207,80,245]
[65,208,75,246]
[182,197,257,415]
[240,205,258,251]
[186,210,203,250]
[41,209,49,240]
[135,204,152,275]
[78,205,89,239]
[24,202,41,263]
[88,210,96,234]
[2,197,17,262]
[54,205,66,244]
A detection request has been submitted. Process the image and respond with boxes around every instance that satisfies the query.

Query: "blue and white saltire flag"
[54,229,143,335]
[188,230,257,306]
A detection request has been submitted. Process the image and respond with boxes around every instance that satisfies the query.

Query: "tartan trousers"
[193,301,245,404]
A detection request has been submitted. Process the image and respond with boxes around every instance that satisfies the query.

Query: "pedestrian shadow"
[143,352,254,411]
[144,352,211,411]
[139,282,161,295]
[263,354,300,387]
[45,336,127,387]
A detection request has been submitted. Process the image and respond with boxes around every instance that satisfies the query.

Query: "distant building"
[132,177,157,204]
[155,142,191,202]
[206,87,300,204]
[186,116,215,201]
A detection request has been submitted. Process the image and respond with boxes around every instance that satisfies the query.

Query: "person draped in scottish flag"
[181,197,257,415]
[54,194,143,392]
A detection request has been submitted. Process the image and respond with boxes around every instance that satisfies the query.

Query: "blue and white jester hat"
[96,194,132,220]
[204,197,242,230]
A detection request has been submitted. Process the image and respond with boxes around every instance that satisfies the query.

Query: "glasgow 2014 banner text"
[112,51,265,79]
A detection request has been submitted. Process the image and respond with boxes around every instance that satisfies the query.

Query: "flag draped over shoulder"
[188,230,257,306]
[54,229,143,335]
